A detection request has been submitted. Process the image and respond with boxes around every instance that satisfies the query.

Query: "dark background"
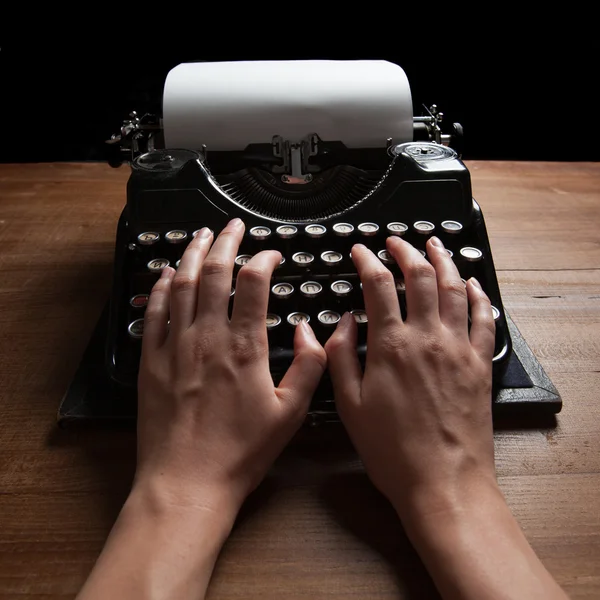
[1,41,597,163]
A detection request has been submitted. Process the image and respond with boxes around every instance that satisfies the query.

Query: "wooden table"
[0,161,599,599]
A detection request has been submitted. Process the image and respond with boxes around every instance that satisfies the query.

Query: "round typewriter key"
[460,247,483,262]
[387,222,408,236]
[331,280,353,297]
[321,250,343,266]
[165,229,188,244]
[377,249,395,265]
[305,224,327,238]
[147,258,170,273]
[318,310,341,326]
[128,318,145,339]
[193,228,213,238]
[277,256,286,268]
[419,250,427,258]
[249,225,272,240]
[137,231,160,245]
[292,252,314,266]
[333,223,354,237]
[395,279,406,294]
[230,286,235,297]
[441,220,463,234]
[175,259,181,268]
[130,294,149,309]
[446,249,454,258]
[358,222,379,236]
[491,305,501,321]
[351,309,368,324]
[300,281,323,297]
[287,312,310,326]
[266,313,281,329]
[414,220,435,234]
[276,225,298,239]
[235,254,253,266]
[271,282,294,299]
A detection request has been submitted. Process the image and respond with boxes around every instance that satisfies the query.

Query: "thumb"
[276,320,327,411]
[324,312,363,410]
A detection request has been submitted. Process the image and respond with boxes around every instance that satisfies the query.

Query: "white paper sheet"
[162,60,413,151]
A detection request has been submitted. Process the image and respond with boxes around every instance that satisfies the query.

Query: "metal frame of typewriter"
[57,95,563,426]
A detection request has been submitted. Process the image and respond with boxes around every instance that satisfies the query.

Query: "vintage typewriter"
[60,60,561,424]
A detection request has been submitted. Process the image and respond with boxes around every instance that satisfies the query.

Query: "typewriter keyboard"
[119,218,508,373]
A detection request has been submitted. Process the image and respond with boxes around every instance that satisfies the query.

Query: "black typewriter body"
[106,142,514,418]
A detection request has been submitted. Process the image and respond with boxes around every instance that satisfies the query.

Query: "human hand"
[135,218,327,513]
[325,235,497,521]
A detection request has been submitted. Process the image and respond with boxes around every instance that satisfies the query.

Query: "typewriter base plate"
[58,304,562,427]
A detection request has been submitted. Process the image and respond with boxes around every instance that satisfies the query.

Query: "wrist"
[127,472,241,534]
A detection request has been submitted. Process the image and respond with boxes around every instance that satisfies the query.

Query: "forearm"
[399,480,569,600]
[77,479,238,600]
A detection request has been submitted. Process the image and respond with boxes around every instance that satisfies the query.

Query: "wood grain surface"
[0,161,599,599]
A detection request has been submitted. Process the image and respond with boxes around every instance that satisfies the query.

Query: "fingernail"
[197,227,212,239]
[300,318,314,337]
[470,277,482,290]
[340,311,354,328]
[430,236,444,249]
[160,266,173,279]
[229,217,243,229]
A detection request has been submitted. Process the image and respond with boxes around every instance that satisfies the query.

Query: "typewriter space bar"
[269,344,367,367]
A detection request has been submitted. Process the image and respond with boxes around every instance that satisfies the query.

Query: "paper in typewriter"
[163,60,413,151]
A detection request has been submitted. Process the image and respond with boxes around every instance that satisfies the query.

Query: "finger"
[324,312,362,413]
[386,236,439,325]
[426,236,468,332]
[231,250,281,335]
[142,266,175,350]
[169,228,214,335]
[351,243,402,330]
[276,320,327,413]
[196,218,245,323]
[467,278,496,360]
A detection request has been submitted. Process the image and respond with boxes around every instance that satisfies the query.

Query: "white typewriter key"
[351,309,368,324]
[460,247,483,262]
[175,259,181,268]
[419,250,427,258]
[249,226,272,240]
[234,254,253,266]
[271,282,294,299]
[305,224,327,238]
[441,220,463,234]
[358,222,379,236]
[321,250,343,265]
[300,281,323,297]
[446,249,454,258]
[414,220,435,234]
[387,222,408,236]
[230,287,235,297]
[193,228,213,238]
[377,249,395,265]
[331,280,353,296]
[318,310,341,326]
[130,294,149,309]
[333,223,354,237]
[128,319,145,339]
[276,225,298,239]
[147,258,170,273]
[165,229,188,244]
[137,231,160,245]
[292,251,314,266]
[287,312,310,326]
[266,313,281,329]
[395,279,406,294]
[277,256,286,268]
[491,305,501,321]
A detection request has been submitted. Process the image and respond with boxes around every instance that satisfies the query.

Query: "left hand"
[135,218,327,513]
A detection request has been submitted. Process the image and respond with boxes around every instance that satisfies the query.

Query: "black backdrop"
[1,41,597,163]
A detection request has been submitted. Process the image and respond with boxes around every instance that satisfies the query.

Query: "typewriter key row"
[145,245,482,274]
[127,309,369,339]
[135,219,466,247]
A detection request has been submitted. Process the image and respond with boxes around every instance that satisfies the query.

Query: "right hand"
[325,235,498,521]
